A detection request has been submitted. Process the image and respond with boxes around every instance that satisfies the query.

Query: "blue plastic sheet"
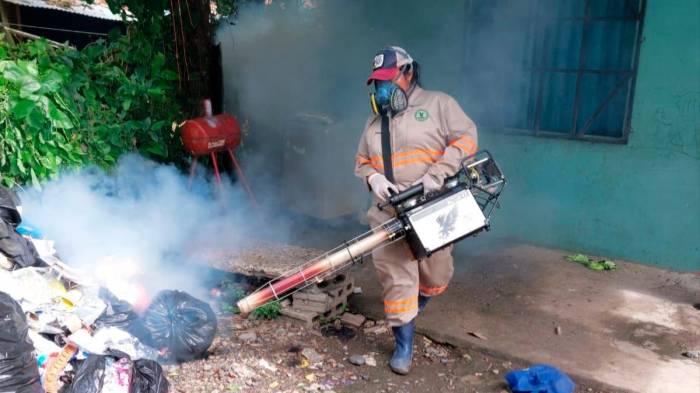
[505,364,575,393]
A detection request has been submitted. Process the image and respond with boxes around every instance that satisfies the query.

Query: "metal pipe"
[237,224,399,314]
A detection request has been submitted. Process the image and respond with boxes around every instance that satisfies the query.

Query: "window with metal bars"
[463,0,645,142]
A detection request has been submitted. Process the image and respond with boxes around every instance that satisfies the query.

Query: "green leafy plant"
[217,279,246,314]
[0,32,184,187]
[252,301,282,320]
[567,254,617,271]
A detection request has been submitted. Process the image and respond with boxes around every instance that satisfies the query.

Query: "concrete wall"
[219,0,699,270]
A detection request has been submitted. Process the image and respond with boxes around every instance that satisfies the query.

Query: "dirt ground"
[164,311,620,393]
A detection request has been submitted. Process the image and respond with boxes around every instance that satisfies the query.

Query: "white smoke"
[19,154,260,303]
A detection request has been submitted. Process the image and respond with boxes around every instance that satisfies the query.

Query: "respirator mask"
[370,78,408,115]
[369,62,414,116]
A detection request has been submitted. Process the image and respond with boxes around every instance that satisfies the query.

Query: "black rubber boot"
[390,319,415,375]
[418,295,430,312]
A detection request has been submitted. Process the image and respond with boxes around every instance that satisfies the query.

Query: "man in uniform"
[354,46,478,375]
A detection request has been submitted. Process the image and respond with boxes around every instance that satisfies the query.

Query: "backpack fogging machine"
[237,151,506,314]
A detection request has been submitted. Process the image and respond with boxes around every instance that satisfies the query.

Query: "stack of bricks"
[280,273,354,327]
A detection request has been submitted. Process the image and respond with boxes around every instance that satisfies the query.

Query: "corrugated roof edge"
[3,0,124,21]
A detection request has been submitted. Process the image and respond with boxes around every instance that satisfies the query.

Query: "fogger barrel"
[237,220,404,314]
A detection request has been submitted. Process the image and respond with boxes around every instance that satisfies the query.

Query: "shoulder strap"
[380,114,394,183]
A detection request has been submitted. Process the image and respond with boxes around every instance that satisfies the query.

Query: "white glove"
[414,173,442,194]
[368,174,398,202]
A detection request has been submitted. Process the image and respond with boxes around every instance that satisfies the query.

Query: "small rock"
[459,375,479,385]
[682,350,700,359]
[555,326,562,335]
[348,355,366,366]
[425,346,448,358]
[364,325,388,335]
[258,359,277,372]
[363,320,376,328]
[341,313,366,329]
[364,355,377,367]
[353,287,363,294]
[302,348,324,364]
[492,369,500,375]
[462,353,472,362]
[238,332,257,342]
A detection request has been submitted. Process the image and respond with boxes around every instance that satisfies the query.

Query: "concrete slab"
[351,240,700,393]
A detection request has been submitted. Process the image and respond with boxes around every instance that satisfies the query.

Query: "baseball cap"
[366,46,414,85]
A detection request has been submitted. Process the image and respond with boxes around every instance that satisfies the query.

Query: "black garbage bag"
[0,292,43,393]
[94,288,148,341]
[0,186,45,270]
[130,360,169,393]
[0,220,46,270]
[142,290,217,362]
[0,187,21,228]
[65,350,133,393]
[64,354,108,393]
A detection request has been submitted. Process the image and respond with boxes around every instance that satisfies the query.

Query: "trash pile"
[0,186,217,393]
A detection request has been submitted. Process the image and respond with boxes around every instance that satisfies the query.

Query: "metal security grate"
[463,0,646,143]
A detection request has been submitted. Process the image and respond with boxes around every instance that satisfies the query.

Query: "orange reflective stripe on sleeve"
[449,136,477,154]
[384,296,418,313]
[419,284,448,296]
[356,155,371,165]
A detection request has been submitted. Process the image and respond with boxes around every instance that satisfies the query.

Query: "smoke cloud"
[19,155,265,303]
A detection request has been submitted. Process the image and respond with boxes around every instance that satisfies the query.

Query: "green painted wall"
[477,0,700,270]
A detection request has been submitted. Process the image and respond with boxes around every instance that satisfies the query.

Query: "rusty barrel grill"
[181,99,258,207]
[237,151,506,314]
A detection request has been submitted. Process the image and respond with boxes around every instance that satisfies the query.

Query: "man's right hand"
[368,173,398,202]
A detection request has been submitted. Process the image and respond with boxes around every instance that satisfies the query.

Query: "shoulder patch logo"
[415,109,429,121]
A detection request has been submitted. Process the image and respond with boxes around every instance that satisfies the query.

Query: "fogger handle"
[377,171,461,211]
[377,184,423,211]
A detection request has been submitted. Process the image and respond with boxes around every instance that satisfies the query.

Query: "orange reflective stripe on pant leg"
[384,296,418,313]
[419,284,448,296]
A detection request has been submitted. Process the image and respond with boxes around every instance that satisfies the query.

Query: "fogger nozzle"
[237,222,402,314]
